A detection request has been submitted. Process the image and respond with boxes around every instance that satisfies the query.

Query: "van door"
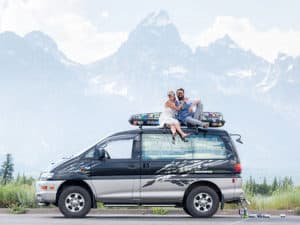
[140,132,193,203]
[88,134,141,203]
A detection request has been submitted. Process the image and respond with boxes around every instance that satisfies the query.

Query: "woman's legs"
[174,123,190,137]
[169,125,177,144]
[169,125,176,135]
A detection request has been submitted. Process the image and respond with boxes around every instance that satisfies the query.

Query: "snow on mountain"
[25,31,78,67]
[140,10,171,27]
[89,11,192,72]
[88,10,193,99]
[0,31,81,78]
[195,35,269,77]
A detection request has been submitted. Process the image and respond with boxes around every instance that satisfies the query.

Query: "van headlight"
[39,172,54,180]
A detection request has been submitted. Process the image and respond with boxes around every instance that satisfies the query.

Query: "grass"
[246,187,300,210]
[0,183,36,208]
[225,186,300,214]
[96,202,105,208]
[9,204,28,214]
[151,207,169,215]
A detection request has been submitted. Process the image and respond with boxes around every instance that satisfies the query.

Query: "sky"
[1,0,300,63]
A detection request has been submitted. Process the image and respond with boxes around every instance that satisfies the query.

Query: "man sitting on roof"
[175,88,209,128]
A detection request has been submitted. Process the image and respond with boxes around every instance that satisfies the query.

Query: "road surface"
[0,213,299,225]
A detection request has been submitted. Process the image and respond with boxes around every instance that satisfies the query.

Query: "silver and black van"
[36,127,245,218]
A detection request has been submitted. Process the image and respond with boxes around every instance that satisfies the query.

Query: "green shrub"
[0,183,36,208]
[294,207,300,215]
[246,188,300,210]
[9,204,27,214]
[151,207,168,215]
[97,202,105,209]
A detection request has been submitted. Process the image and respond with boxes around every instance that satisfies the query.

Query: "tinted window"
[142,133,227,160]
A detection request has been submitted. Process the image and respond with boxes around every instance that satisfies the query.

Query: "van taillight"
[234,163,242,173]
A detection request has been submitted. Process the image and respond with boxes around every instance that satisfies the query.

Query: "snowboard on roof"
[129,112,225,127]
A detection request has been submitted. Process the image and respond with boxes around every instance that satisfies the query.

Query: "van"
[36,127,245,218]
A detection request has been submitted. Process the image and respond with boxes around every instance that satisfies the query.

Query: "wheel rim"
[193,192,213,213]
[65,192,85,213]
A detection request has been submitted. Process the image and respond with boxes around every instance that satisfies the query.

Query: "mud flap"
[220,194,225,210]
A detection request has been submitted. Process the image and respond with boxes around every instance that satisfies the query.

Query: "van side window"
[142,133,227,160]
[142,134,192,160]
[191,134,227,159]
[106,139,133,159]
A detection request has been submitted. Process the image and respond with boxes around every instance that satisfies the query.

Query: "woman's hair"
[167,90,175,97]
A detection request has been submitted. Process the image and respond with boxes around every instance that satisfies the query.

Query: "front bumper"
[36,180,65,204]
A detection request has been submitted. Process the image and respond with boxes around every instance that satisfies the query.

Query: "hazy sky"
[1,0,300,63]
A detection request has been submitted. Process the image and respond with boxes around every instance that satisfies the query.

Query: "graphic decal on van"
[143,159,229,188]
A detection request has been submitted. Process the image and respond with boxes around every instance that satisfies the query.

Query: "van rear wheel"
[58,186,91,218]
[185,186,219,218]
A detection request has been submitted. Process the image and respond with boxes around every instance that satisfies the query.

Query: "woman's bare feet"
[180,133,190,142]
[182,133,190,138]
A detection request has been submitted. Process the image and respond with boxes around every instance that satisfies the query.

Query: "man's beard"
[177,96,184,101]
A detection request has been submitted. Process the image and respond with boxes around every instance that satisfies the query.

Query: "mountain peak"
[0,31,23,42]
[140,10,171,27]
[123,9,183,47]
[24,31,58,51]
[213,34,239,49]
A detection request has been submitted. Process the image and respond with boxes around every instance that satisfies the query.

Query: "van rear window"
[142,133,227,160]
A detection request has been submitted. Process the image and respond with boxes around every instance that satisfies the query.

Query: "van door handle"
[127,164,136,169]
[143,162,150,168]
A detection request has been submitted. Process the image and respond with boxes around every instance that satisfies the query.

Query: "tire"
[185,186,219,218]
[58,185,92,218]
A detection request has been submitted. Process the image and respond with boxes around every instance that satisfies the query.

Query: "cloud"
[182,16,300,62]
[85,75,135,101]
[100,10,109,19]
[0,0,127,64]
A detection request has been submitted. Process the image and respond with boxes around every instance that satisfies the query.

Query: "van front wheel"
[58,186,92,218]
[185,186,219,218]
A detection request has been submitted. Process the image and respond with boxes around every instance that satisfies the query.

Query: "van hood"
[47,156,76,172]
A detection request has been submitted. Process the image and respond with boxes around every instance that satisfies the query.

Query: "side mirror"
[230,134,243,144]
[236,137,243,144]
[94,148,106,160]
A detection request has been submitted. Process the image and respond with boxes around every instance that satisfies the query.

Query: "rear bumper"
[36,180,65,204]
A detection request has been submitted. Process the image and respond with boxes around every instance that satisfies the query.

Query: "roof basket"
[129,112,225,128]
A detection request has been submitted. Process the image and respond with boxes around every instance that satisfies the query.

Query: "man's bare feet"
[202,123,209,128]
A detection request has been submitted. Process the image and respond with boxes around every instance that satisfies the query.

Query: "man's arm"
[188,99,201,112]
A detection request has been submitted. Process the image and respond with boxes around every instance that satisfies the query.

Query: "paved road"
[0,214,299,225]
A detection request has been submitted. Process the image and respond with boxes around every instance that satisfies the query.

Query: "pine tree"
[0,154,14,185]
[16,173,21,184]
[288,176,294,188]
[272,177,278,192]
[282,176,290,190]
[261,177,270,195]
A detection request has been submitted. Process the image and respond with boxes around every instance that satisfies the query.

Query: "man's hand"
[194,99,201,104]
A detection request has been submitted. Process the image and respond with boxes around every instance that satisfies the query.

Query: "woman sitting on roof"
[159,91,190,143]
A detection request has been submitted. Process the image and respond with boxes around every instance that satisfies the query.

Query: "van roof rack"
[129,112,225,128]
